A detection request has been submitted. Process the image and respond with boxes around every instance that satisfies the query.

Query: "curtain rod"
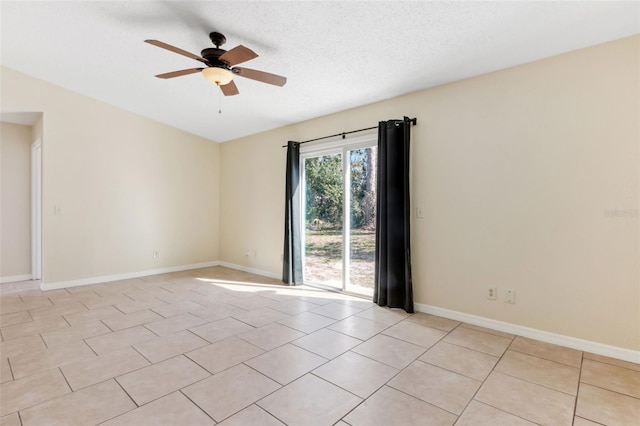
[282,117,417,148]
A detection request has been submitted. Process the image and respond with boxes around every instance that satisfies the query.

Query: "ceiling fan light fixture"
[202,67,233,85]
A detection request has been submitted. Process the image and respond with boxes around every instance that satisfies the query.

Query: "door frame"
[299,132,377,296]
[31,139,42,280]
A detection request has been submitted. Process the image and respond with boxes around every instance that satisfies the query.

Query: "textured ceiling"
[1,1,638,142]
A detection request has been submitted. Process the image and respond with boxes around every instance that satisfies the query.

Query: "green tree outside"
[305,148,376,231]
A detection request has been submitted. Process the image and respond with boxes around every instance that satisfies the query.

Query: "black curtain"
[374,117,414,312]
[282,141,303,285]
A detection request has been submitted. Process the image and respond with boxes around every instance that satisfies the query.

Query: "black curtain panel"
[282,141,303,285]
[374,117,414,313]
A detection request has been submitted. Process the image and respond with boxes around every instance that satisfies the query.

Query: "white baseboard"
[41,261,220,291]
[415,303,640,364]
[217,261,281,280]
[0,274,32,284]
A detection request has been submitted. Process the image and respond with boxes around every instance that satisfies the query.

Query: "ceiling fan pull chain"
[218,87,223,114]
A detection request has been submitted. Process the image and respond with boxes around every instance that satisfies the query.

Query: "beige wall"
[0,122,32,279]
[220,125,298,274]
[1,67,220,284]
[220,35,639,350]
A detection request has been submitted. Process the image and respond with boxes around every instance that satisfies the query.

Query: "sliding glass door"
[301,136,376,296]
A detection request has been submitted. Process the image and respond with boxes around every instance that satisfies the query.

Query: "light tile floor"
[0,267,638,425]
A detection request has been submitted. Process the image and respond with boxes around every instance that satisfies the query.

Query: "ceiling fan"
[145,32,286,96]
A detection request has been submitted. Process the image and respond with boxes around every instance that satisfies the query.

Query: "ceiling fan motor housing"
[201,48,230,68]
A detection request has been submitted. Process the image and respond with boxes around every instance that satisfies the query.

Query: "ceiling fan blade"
[233,67,287,87]
[145,39,207,64]
[155,68,203,79]
[219,45,258,66]
[220,80,239,96]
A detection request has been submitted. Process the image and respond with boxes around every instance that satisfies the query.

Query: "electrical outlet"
[505,289,516,304]
[487,287,497,300]
[153,250,159,259]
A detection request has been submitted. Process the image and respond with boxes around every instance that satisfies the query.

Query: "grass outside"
[304,229,375,291]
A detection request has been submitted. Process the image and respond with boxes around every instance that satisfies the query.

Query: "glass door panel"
[346,147,376,296]
[303,153,343,290]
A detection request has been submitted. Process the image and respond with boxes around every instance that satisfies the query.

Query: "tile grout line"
[349,339,429,370]
[112,375,142,411]
[572,351,585,423]
[451,337,546,425]
[326,323,453,422]
[507,346,582,368]
[37,332,49,350]
[385,383,464,418]
[129,343,155,365]
[582,355,640,373]
[26,308,35,323]
[206,362,299,423]
[2,366,74,418]
[577,381,640,401]
[339,324,462,420]
[254,397,289,425]
[6,356,15,382]
[451,331,515,422]
[57,366,74,393]
[487,368,580,398]
[177,389,218,424]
